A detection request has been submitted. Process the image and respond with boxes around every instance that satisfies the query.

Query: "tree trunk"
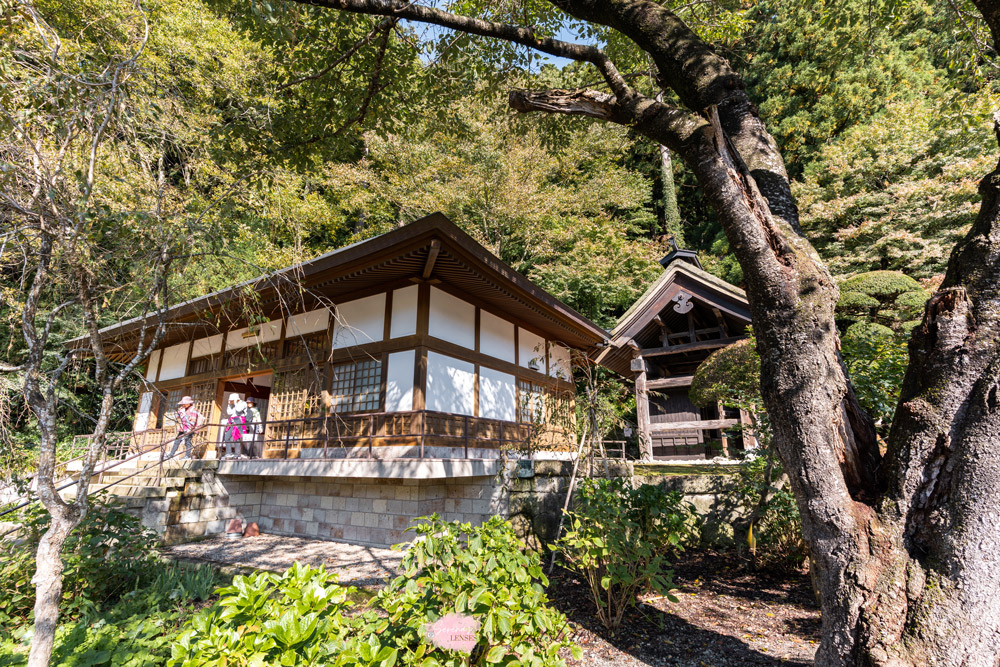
[27,510,76,667]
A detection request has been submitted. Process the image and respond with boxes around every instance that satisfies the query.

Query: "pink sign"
[425,613,480,653]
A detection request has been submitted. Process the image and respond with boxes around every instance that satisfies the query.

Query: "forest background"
[1,0,995,465]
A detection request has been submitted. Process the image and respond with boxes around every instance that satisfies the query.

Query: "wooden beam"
[647,375,694,389]
[421,240,441,280]
[712,307,729,337]
[650,418,738,432]
[641,336,743,357]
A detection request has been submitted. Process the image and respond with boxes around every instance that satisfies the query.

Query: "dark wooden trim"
[422,239,441,279]
[183,340,195,378]
[473,363,480,417]
[416,282,430,337]
[153,348,163,383]
[413,346,427,411]
[641,336,743,357]
[474,306,481,354]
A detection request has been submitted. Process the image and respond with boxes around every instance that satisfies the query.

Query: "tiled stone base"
[221,475,506,548]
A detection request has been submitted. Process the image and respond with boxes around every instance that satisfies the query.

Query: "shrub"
[0,497,159,628]
[368,515,577,667]
[172,517,578,667]
[170,562,354,666]
[557,478,697,631]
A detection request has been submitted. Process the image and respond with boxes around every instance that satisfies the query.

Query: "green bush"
[557,478,697,631]
[171,517,578,667]
[0,497,160,628]
[170,562,355,666]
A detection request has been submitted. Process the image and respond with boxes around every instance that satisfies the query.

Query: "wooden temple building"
[596,245,754,460]
[73,214,608,546]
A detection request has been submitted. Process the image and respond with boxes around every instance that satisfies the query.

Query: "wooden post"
[717,401,730,458]
[629,342,653,461]
[740,408,757,449]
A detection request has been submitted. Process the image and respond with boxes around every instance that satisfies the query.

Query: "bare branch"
[299,0,633,97]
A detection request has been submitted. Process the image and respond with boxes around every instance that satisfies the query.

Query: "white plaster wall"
[479,311,515,363]
[227,319,282,350]
[428,287,475,349]
[333,293,386,349]
[390,285,418,338]
[479,367,516,422]
[426,351,475,416]
[548,344,572,381]
[287,309,329,336]
[134,392,154,431]
[145,349,161,381]
[158,343,190,381]
[518,328,546,372]
[385,350,415,412]
[191,334,223,359]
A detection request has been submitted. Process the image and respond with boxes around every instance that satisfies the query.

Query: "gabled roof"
[74,213,609,356]
[596,259,751,375]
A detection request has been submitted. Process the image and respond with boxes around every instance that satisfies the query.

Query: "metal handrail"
[0,427,203,519]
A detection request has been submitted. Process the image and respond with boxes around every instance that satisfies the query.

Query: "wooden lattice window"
[283,331,329,361]
[518,380,547,424]
[223,342,277,370]
[265,366,324,457]
[159,386,190,428]
[330,359,382,413]
[188,354,219,375]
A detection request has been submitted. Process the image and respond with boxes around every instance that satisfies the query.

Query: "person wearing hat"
[223,393,248,459]
[164,396,204,461]
[244,397,263,459]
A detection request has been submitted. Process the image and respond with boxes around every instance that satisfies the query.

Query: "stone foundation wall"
[221,475,507,548]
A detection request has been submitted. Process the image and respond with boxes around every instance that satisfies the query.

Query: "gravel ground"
[164,534,404,587]
[553,552,820,667]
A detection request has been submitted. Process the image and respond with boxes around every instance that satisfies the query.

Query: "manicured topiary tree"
[835,270,929,332]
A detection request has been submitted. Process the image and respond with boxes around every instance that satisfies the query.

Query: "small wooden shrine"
[596,244,754,460]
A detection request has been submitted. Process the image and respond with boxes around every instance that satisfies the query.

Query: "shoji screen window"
[329,359,383,413]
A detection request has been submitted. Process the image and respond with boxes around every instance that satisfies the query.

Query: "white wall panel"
[428,287,475,349]
[390,285,419,338]
[479,311,515,363]
[426,351,475,416]
[287,309,329,336]
[134,391,154,431]
[145,349,161,381]
[158,343,190,381]
[191,334,223,359]
[332,293,386,349]
[548,344,572,380]
[478,367,516,422]
[227,319,282,350]
[518,328,546,372]
[385,350,415,412]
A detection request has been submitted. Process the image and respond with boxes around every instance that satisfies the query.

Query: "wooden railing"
[83,411,571,462]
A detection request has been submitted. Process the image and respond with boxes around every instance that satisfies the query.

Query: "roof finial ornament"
[659,239,702,270]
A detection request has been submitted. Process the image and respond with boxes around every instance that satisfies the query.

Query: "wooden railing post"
[368,414,374,459]
[419,411,425,459]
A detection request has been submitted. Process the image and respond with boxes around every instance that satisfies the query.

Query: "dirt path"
[551,552,820,666]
